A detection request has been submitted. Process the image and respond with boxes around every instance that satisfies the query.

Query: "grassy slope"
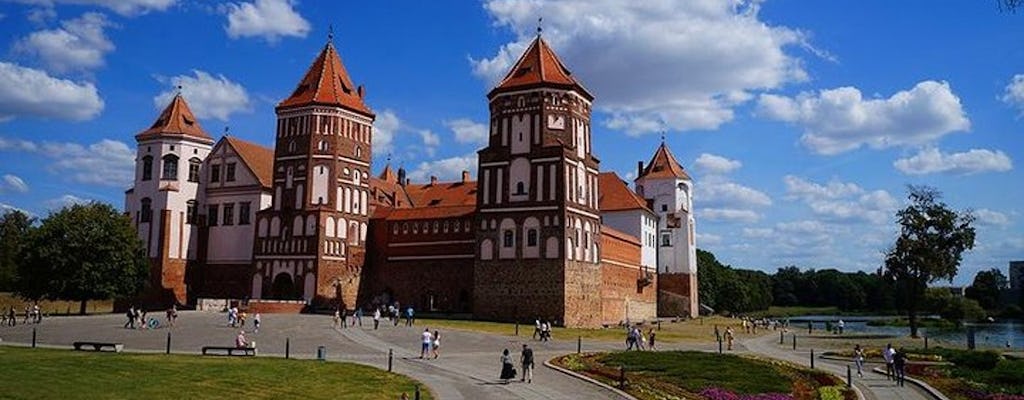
[0,346,431,400]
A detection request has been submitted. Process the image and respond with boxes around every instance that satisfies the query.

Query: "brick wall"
[362,258,475,312]
[197,263,252,299]
[658,272,698,318]
[473,259,566,324]
[564,260,603,327]
[598,231,656,324]
[247,299,306,313]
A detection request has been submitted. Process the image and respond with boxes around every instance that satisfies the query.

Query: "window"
[239,202,251,225]
[661,204,668,212]
[661,233,671,247]
[318,140,328,151]
[210,164,221,183]
[527,229,538,247]
[226,163,236,182]
[187,159,201,182]
[223,203,234,226]
[207,204,219,226]
[141,156,153,181]
[161,155,178,180]
[503,230,514,247]
[355,146,362,158]
[516,182,525,195]
[140,198,152,223]
[186,200,197,224]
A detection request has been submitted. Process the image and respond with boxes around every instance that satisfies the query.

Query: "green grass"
[599,351,792,394]
[0,346,431,400]
[417,316,735,343]
[0,292,113,315]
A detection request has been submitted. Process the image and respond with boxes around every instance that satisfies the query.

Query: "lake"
[787,315,1024,350]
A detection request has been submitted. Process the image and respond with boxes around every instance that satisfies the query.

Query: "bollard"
[718,338,723,354]
[619,366,626,389]
[810,349,815,369]
[414,385,421,400]
[792,335,796,350]
[317,346,326,361]
[388,348,393,372]
[166,332,171,354]
[847,365,852,388]
[515,322,519,336]
[577,336,582,354]
[925,336,929,350]
[780,331,784,344]
[658,320,662,330]
[32,327,37,348]
[285,338,291,359]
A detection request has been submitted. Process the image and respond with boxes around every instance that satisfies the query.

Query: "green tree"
[17,202,148,314]
[965,268,1008,311]
[883,186,976,337]
[0,210,33,291]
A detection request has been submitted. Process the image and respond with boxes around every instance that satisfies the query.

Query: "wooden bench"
[73,341,124,353]
[202,346,256,356]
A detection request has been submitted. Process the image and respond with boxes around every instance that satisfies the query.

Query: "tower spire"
[536,17,543,36]
[328,24,334,43]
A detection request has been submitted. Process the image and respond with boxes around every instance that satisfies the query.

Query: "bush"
[818,386,844,400]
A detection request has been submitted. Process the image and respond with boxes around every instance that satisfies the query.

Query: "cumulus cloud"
[372,110,400,156]
[0,137,134,187]
[758,81,970,155]
[445,118,488,145]
[783,175,898,224]
[1003,74,1024,115]
[694,153,742,175]
[14,0,176,16]
[893,147,1013,175]
[224,0,310,43]
[153,70,250,121]
[472,0,813,135]
[44,194,91,210]
[973,209,1010,227]
[418,130,440,156]
[700,208,761,223]
[698,180,772,208]
[0,62,103,121]
[15,12,115,74]
[0,174,29,193]
[696,233,722,246]
[408,153,478,183]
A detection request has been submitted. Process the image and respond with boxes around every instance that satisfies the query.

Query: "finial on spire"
[660,130,666,143]
[386,152,392,164]
[224,126,230,136]
[537,17,543,36]
[328,24,334,43]
[175,85,183,96]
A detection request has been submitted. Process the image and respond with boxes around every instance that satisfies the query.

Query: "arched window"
[161,154,178,180]
[187,158,201,182]
[141,156,153,181]
[140,198,152,223]
[527,229,538,247]
[516,182,525,195]
[355,146,362,158]
[503,230,514,248]
[318,140,328,152]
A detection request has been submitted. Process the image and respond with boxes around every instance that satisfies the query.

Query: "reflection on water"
[786,315,1023,350]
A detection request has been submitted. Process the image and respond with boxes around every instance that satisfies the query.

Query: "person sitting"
[235,330,249,348]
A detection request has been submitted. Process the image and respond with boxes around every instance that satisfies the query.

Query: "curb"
[870,367,949,400]
[543,355,637,400]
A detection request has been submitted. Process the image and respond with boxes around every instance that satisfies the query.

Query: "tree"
[0,210,33,291]
[883,186,975,337]
[965,268,1008,311]
[17,202,148,314]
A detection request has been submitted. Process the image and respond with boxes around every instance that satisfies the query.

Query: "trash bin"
[317,346,326,361]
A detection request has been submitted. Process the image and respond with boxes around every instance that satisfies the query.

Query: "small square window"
[226,163,236,182]
[223,203,234,226]
[210,165,221,183]
[661,204,668,212]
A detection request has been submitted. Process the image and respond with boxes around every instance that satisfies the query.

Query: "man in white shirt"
[420,328,433,359]
[883,343,896,380]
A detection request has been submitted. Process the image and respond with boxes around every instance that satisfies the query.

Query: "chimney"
[397,167,406,186]
[405,178,410,186]
[637,161,644,178]
[461,170,470,183]
[430,176,438,186]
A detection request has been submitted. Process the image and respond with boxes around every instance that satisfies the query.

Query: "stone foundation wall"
[564,260,603,327]
[600,262,657,324]
[473,259,565,323]
[658,272,698,318]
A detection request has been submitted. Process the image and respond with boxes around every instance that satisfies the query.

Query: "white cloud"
[14,0,176,16]
[758,81,970,155]
[694,153,741,175]
[700,208,761,223]
[973,209,1010,227]
[783,175,898,224]
[893,147,1013,175]
[697,180,772,208]
[372,110,400,156]
[418,130,440,156]
[0,62,103,121]
[153,70,250,121]
[44,194,90,210]
[742,227,773,238]
[1002,74,1024,114]
[0,137,134,187]
[696,233,722,246]
[224,0,310,42]
[0,174,29,193]
[0,202,33,216]
[408,153,478,183]
[472,0,813,135]
[15,12,115,74]
[445,118,488,145]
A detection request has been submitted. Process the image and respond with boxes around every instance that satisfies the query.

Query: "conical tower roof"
[488,35,592,100]
[637,142,691,180]
[136,94,213,143]
[277,41,374,117]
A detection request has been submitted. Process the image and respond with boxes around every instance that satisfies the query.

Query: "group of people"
[532,319,553,341]
[123,306,153,329]
[848,343,906,386]
[419,328,441,359]
[625,326,657,351]
[714,325,736,350]
[2,304,41,326]
[499,344,535,384]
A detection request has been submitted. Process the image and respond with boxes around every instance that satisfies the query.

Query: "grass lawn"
[0,346,431,400]
[0,292,113,315]
[416,316,738,344]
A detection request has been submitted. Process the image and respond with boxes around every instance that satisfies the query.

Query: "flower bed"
[902,348,1024,400]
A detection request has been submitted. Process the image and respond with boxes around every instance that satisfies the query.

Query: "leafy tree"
[17,202,148,314]
[940,297,987,326]
[883,186,975,337]
[0,210,33,291]
[965,268,1008,311]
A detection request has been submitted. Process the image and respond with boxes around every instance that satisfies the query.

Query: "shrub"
[818,386,844,400]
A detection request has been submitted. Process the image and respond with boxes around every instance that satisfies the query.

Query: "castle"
[124,34,698,327]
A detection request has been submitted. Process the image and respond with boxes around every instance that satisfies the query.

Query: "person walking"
[32,304,40,324]
[520,344,534,383]
[420,328,432,359]
[853,344,865,378]
[354,307,363,327]
[533,318,541,340]
[124,306,136,329]
[431,330,440,359]
[647,329,657,351]
[333,309,340,328]
[499,348,516,384]
[7,306,15,326]
[373,307,381,330]
[893,348,907,387]
[253,312,261,334]
[883,343,896,380]
[725,327,735,351]
[405,306,415,327]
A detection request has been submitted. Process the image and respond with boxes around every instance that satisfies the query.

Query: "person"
[32,303,40,324]
[431,330,440,359]
[253,312,261,334]
[499,348,516,384]
[520,344,534,383]
[837,319,845,335]
[648,329,657,351]
[405,306,415,327]
[139,309,148,330]
[893,347,907,387]
[333,309,340,328]
[725,327,735,351]
[636,327,646,351]
[853,344,865,378]
[540,321,551,342]
[883,343,896,380]
[9,306,17,326]
[124,306,136,329]
[354,307,363,327]
[393,303,401,327]
[625,327,636,350]
[239,311,247,327]
[169,305,178,327]
[420,328,432,359]
[373,307,381,330]
[533,318,542,340]
[235,330,248,348]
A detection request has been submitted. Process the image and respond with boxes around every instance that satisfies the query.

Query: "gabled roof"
[488,35,592,100]
[378,164,398,183]
[277,41,374,117]
[136,94,213,143]
[405,180,478,207]
[598,172,653,213]
[223,136,274,189]
[637,142,691,181]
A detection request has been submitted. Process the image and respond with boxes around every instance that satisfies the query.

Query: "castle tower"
[635,143,698,317]
[125,94,215,306]
[473,34,604,327]
[252,38,375,310]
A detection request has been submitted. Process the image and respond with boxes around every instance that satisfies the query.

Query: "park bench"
[201,346,256,356]
[73,341,124,353]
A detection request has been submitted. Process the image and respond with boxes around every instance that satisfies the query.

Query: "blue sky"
[0,0,1021,284]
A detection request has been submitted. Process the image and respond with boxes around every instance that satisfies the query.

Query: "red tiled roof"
[224,136,274,189]
[136,94,213,143]
[378,164,398,183]
[601,225,641,246]
[637,142,690,180]
[489,36,592,99]
[277,42,373,117]
[405,180,478,207]
[386,205,476,221]
[599,172,651,213]
[369,177,414,209]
